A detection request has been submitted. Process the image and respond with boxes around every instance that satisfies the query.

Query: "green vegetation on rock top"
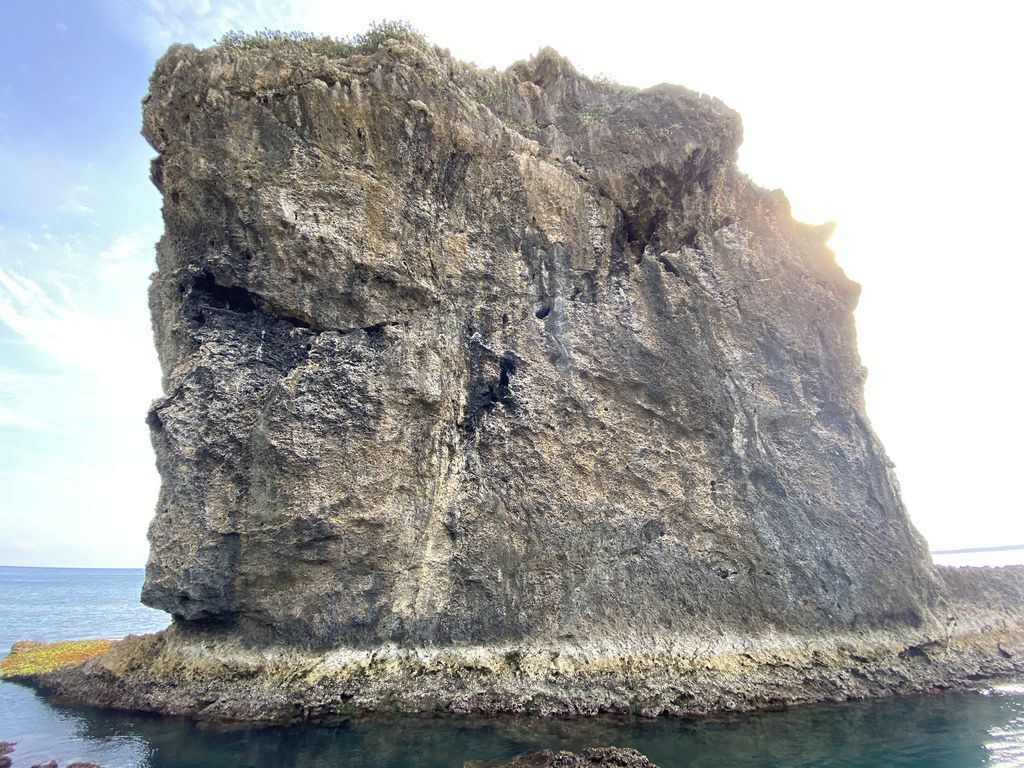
[0,639,112,679]
[216,20,425,58]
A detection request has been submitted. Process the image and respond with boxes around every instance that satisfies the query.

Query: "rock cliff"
[141,33,943,647]
[27,30,1024,720]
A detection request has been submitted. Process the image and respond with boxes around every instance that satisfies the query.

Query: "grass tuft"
[579,104,609,125]
[0,639,113,678]
[505,119,539,137]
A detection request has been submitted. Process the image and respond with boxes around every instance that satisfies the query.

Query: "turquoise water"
[1,566,1023,768]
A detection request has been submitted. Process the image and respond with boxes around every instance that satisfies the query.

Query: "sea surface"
[1,565,1023,768]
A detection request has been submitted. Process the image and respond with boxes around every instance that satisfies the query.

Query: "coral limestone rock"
[140,37,943,649]
[32,33,1023,722]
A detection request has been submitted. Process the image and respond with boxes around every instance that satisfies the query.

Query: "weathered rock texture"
[142,36,943,647]
[28,33,1024,720]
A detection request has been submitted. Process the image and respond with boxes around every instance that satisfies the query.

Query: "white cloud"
[99,231,149,282]
[0,364,79,433]
[55,185,96,216]
[12,538,46,554]
[0,230,160,414]
[0,264,103,373]
[100,232,142,262]
[58,195,95,217]
[0,266,43,306]
[0,405,46,430]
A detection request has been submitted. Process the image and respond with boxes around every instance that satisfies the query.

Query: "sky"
[0,0,1021,567]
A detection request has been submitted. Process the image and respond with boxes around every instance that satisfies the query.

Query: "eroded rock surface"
[26,33,1023,721]
[141,35,944,650]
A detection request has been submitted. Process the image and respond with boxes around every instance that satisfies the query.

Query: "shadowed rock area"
[20,30,1023,721]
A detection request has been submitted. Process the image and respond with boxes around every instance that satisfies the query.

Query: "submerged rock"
[0,744,101,768]
[26,29,1024,720]
[477,747,660,767]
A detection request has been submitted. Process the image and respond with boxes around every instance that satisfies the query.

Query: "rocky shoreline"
[2,565,1017,723]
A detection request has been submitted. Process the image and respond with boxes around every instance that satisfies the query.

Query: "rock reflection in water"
[1,682,1022,768]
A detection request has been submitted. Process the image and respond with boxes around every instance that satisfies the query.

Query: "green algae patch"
[0,639,113,679]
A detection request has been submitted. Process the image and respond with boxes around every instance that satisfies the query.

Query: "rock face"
[141,34,944,649]
[29,32,1023,721]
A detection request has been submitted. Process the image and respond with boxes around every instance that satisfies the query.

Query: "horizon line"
[931,544,1024,555]
[0,564,146,570]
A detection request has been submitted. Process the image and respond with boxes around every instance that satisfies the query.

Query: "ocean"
[1,565,1022,768]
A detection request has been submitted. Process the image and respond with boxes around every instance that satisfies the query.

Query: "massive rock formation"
[141,34,942,647]
[26,31,1024,720]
